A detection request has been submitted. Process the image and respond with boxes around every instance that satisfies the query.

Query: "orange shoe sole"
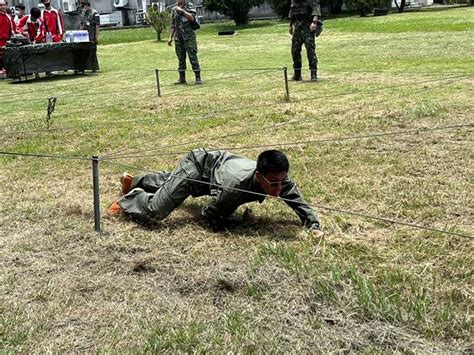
[107,200,123,217]
[120,172,133,195]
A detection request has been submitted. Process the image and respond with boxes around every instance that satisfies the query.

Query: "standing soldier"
[167,0,202,85]
[80,1,100,72]
[289,0,321,81]
[41,0,65,43]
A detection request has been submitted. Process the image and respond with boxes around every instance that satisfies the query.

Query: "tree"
[267,0,291,20]
[145,3,171,42]
[203,0,265,25]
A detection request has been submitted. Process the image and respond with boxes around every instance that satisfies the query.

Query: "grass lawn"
[1,7,473,352]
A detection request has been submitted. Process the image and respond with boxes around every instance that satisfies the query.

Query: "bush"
[268,0,345,19]
[345,0,391,16]
[203,0,265,25]
[444,0,470,3]
[322,0,344,14]
[267,0,291,19]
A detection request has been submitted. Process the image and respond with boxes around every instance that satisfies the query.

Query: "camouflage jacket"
[171,1,196,38]
[80,8,100,41]
[289,0,321,24]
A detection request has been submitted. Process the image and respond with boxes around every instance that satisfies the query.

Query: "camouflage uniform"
[80,7,100,71]
[289,0,321,79]
[118,148,320,230]
[80,7,100,42]
[171,1,200,73]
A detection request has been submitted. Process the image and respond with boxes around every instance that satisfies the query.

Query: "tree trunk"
[399,0,406,13]
[233,8,250,25]
[394,0,407,13]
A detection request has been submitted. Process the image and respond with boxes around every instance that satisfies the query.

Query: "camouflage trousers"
[291,23,317,70]
[175,31,200,72]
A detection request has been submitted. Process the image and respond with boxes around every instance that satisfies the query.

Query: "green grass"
[329,7,474,32]
[1,6,473,353]
[100,27,159,45]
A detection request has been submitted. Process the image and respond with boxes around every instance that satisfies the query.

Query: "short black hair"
[82,1,91,6]
[15,4,25,9]
[30,7,41,18]
[256,150,289,174]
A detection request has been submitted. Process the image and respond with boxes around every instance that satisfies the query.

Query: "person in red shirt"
[0,0,14,47]
[16,7,45,44]
[14,4,25,27]
[41,0,64,42]
[0,0,14,75]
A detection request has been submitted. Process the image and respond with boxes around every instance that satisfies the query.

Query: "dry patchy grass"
[1,9,474,352]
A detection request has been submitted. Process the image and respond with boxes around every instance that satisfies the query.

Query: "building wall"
[11,0,279,27]
[163,0,276,22]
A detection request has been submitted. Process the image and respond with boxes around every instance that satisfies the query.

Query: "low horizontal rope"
[56,73,474,127]
[158,69,277,97]
[156,67,284,72]
[102,79,461,159]
[103,123,473,160]
[0,73,472,136]
[0,69,281,107]
[1,73,472,137]
[1,83,156,106]
[106,81,452,157]
[0,68,157,100]
[100,159,473,240]
[0,71,279,130]
[0,150,92,161]
[0,68,471,102]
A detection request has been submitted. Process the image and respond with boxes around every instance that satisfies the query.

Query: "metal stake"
[46,97,57,129]
[155,68,161,97]
[283,67,290,101]
[92,156,101,232]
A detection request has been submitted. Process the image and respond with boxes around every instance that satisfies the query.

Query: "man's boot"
[292,69,302,81]
[194,71,202,85]
[175,71,186,84]
[310,69,318,82]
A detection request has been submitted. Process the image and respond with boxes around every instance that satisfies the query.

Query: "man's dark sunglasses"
[261,175,290,187]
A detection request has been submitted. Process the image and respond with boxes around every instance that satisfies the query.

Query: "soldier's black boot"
[291,69,302,81]
[310,69,318,82]
[175,71,186,84]
[194,71,202,85]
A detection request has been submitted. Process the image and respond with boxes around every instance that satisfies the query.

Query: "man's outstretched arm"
[280,182,321,230]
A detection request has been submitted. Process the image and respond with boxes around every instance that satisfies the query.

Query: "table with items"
[4,41,99,78]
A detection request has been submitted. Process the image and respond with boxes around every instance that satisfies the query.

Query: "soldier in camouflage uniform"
[167,0,201,84]
[80,1,100,73]
[289,0,321,81]
[108,148,323,236]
